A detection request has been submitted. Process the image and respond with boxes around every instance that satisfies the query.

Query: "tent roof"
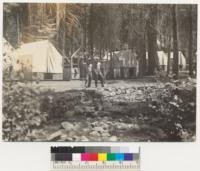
[14,40,63,73]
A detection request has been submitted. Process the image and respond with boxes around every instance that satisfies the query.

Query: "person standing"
[74,68,78,79]
[94,59,104,87]
[86,61,93,88]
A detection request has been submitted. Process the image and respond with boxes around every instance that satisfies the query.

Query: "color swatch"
[51,146,140,162]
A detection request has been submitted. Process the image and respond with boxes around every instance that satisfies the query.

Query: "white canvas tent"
[13,40,63,80]
[102,50,139,78]
[146,51,186,71]
[170,51,186,70]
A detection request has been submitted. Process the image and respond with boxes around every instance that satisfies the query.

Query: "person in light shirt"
[94,59,104,87]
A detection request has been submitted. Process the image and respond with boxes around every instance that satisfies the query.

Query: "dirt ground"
[29,77,163,91]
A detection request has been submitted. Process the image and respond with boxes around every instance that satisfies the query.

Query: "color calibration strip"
[51,146,140,162]
[51,146,140,171]
[52,152,138,161]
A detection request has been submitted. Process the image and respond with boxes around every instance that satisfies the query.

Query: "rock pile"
[97,85,162,103]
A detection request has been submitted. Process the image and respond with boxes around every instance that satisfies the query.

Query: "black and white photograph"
[2,3,197,142]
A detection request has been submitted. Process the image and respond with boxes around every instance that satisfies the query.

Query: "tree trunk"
[88,4,94,59]
[16,11,21,47]
[28,4,32,25]
[167,36,171,75]
[56,4,66,55]
[139,35,146,76]
[84,5,87,52]
[56,4,60,47]
[62,14,66,56]
[99,21,104,60]
[147,5,158,75]
[128,7,134,52]
[109,44,114,79]
[71,28,74,55]
[172,5,179,79]
[188,5,193,77]
[41,3,46,25]
[99,48,102,59]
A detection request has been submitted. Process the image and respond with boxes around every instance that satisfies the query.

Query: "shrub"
[2,82,48,141]
[39,89,103,118]
[148,78,196,141]
[40,91,83,119]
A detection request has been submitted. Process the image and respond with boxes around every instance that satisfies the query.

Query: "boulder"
[109,136,118,141]
[84,106,95,114]
[81,136,89,141]
[47,129,65,141]
[89,131,101,137]
[93,126,105,133]
[64,111,75,118]
[110,92,116,96]
[61,122,74,131]
[116,123,134,130]
[60,134,73,141]
[101,132,111,137]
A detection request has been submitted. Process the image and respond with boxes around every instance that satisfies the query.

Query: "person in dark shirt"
[86,61,93,88]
